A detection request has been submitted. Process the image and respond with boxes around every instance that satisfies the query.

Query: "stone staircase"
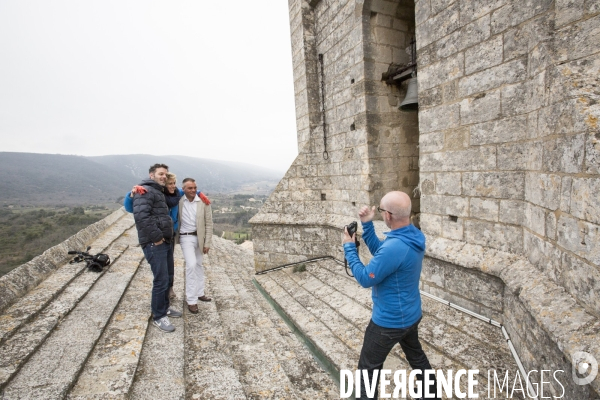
[254,259,521,399]
[0,213,337,399]
[0,211,521,399]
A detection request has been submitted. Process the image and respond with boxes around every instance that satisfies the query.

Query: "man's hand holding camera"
[343,206,376,244]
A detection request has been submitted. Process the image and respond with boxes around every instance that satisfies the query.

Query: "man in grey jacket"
[132,163,182,333]
[177,178,213,314]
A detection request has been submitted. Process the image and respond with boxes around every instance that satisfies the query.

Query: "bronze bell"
[399,77,418,111]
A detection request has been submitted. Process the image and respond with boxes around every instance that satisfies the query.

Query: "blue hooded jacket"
[343,221,426,329]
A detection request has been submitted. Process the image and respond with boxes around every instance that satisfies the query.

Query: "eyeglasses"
[377,206,393,215]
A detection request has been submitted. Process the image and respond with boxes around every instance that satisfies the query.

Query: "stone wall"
[252,0,422,270]
[253,0,599,395]
[416,0,600,320]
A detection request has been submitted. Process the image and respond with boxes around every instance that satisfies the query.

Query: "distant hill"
[1,152,283,206]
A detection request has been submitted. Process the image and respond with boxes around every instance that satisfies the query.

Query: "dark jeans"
[357,318,438,400]
[142,242,172,320]
[168,240,175,288]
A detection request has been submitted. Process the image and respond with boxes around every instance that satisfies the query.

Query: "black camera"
[346,221,358,237]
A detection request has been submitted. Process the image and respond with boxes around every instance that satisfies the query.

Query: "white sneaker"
[153,316,175,332]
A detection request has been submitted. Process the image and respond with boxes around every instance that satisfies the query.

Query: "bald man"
[343,191,438,400]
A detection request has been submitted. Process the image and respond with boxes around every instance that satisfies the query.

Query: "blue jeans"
[142,242,172,320]
[168,240,175,288]
[357,318,438,399]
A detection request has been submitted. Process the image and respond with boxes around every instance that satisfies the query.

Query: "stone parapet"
[0,208,128,314]
[424,235,600,397]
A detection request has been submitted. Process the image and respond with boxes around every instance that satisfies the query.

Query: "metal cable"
[318,53,328,160]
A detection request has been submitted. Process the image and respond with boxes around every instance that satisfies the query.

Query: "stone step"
[66,248,151,399]
[209,238,338,399]
[1,244,144,399]
[128,246,187,400]
[0,225,139,392]
[255,258,521,399]
[0,216,136,348]
[183,249,248,400]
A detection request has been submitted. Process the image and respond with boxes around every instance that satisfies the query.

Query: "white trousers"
[180,236,205,305]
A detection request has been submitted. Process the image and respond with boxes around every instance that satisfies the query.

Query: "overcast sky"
[0,1,298,172]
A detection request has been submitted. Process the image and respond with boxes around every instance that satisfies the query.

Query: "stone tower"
[251,0,599,397]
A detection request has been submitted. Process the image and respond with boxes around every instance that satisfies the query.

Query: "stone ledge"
[424,234,600,395]
[250,211,354,231]
[0,208,128,314]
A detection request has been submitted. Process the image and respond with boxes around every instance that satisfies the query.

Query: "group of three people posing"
[129,164,437,399]
[125,163,213,333]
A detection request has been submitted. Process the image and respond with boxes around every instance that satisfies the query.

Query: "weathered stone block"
[570,177,600,225]
[436,14,491,59]
[560,176,572,214]
[418,51,464,91]
[443,127,469,150]
[538,99,588,137]
[443,260,505,311]
[463,172,525,199]
[526,141,543,171]
[526,111,538,139]
[555,0,585,27]
[524,202,546,236]
[585,132,600,175]
[497,142,530,171]
[373,27,406,48]
[525,172,561,210]
[470,198,499,222]
[416,2,461,49]
[465,219,523,253]
[503,13,553,62]
[421,146,496,172]
[417,86,442,109]
[460,0,506,25]
[460,90,502,125]
[545,211,557,240]
[470,115,527,145]
[528,40,554,77]
[542,134,585,174]
[415,0,431,26]
[421,256,445,288]
[421,194,469,217]
[490,0,553,35]
[419,131,444,153]
[419,103,460,133]
[435,172,462,195]
[441,216,464,240]
[458,58,526,97]
[560,252,600,318]
[557,215,600,265]
[499,200,525,225]
[555,14,600,62]
[465,35,503,75]
[501,72,546,116]
[420,212,442,236]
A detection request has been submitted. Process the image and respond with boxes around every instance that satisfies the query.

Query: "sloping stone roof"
[0,210,535,398]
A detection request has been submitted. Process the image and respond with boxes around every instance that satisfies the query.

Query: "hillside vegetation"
[0,206,115,277]
[1,152,282,206]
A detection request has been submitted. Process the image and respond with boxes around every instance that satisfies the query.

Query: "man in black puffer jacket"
[132,163,182,333]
